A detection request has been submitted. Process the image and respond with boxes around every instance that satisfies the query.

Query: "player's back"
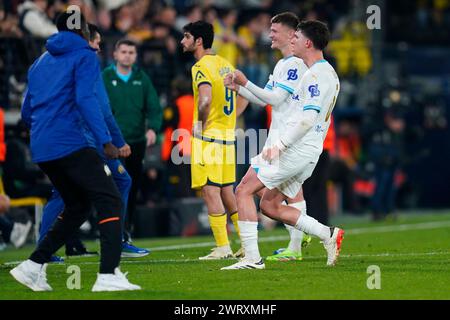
[191,54,236,142]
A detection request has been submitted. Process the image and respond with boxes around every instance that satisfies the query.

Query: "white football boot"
[10,260,53,291]
[221,258,265,270]
[323,227,345,266]
[198,245,233,260]
[10,221,32,248]
[92,268,141,292]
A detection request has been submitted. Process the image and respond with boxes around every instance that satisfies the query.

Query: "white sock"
[294,213,330,241]
[238,221,261,261]
[25,259,43,272]
[285,201,306,253]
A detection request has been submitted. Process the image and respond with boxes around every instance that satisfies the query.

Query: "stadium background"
[1,0,449,241]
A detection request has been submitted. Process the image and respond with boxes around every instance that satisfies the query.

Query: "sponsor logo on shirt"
[308,84,320,98]
[133,80,142,86]
[195,70,207,82]
[287,69,298,81]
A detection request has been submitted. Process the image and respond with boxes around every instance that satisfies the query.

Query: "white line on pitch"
[3,251,450,267]
[2,220,450,267]
[150,220,450,251]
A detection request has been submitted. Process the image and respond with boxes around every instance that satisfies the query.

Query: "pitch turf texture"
[1,212,449,300]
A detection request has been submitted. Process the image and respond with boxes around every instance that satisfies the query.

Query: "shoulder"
[192,60,212,83]
[273,59,284,71]
[137,68,150,80]
[76,49,100,68]
[282,57,307,73]
[102,65,115,76]
[78,48,97,60]
[192,58,206,70]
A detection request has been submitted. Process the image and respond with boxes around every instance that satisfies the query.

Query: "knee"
[100,191,123,217]
[202,187,220,203]
[111,193,123,212]
[65,198,91,216]
[235,183,250,200]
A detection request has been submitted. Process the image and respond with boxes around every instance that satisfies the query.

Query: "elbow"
[267,96,283,106]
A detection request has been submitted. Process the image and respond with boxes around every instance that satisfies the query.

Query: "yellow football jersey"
[191,54,236,142]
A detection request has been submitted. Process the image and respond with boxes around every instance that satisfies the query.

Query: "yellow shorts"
[191,136,236,189]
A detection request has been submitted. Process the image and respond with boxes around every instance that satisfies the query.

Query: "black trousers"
[121,140,146,235]
[303,150,331,225]
[30,148,123,273]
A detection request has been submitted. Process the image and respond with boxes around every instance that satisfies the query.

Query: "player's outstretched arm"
[233,70,291,107]
[237,86,267,107]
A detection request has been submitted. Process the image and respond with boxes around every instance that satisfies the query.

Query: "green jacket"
[102,65,162,144]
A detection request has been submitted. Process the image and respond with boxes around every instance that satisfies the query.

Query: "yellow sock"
[230,212,240,238]
[208,214,229,247]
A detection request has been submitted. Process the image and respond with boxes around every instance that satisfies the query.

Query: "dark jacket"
[21,31,112,163]
[102,65,162,144]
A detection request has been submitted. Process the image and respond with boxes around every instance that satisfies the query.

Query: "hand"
[233,70,248,87]
[224,73,239,92]
[118,144,131,158]
[262,145,281,163]
[104,142,119,159]
[146,129,157,147]
[0,194,10,214]
[193,121,202,137]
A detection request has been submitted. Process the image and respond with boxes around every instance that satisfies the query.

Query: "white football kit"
[256,59,340,198]
[250,56,308,169]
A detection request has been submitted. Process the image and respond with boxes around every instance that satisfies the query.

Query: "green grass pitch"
[1,212,449,300]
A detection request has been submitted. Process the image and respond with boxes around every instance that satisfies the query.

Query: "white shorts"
[251,144,321,199]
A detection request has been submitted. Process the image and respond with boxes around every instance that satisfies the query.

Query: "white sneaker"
[199,245,233,260]
[92,268,141,292]
[221,258,265,270]
[10,260,53,291]
[323,227,345,266]
[10,221,32,248]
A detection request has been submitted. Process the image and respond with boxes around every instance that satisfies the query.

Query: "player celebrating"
[222,20,344,270]
[224,12,311,262]
[181,21,245,259]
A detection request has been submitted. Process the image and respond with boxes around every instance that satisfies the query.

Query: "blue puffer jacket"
[82,78,126,159]
[21,31,112,163]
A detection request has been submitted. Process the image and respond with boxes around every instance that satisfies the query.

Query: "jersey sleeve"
[264,74,275,91]
[274,59,307,94]
[192,62,212,88]
[301,72,330,113]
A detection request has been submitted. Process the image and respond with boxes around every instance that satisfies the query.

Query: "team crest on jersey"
[314,125,325,133]
[195,70,207,82]
[308,84,320,97]
[118,165,125,174]
[287,69,298,81]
